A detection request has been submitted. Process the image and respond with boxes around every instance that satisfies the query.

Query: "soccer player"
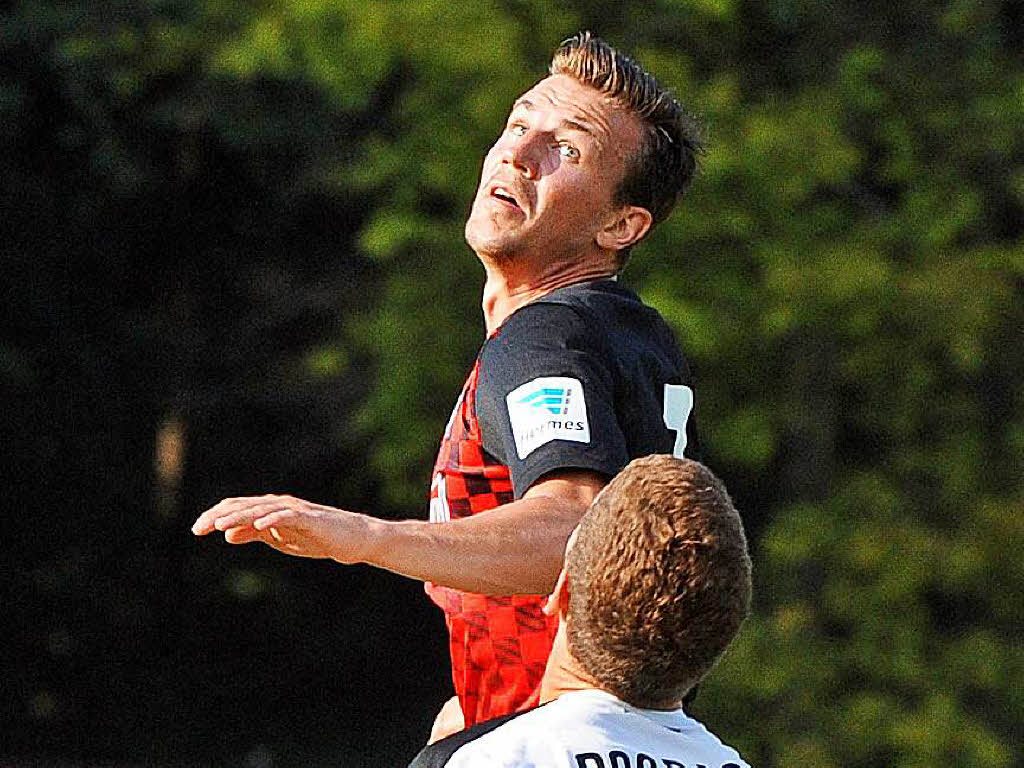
[192,32,704,735]
[408,455,752,768]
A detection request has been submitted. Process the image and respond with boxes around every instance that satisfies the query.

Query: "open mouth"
[490,186,522,210]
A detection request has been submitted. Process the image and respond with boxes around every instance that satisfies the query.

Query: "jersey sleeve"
[476,301,628,498]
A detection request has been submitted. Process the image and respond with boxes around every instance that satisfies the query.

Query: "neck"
[479,254,617,335]
[539,618,685,711]
[539,619,601,704]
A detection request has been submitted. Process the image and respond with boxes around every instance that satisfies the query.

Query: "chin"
[465,220,523,263]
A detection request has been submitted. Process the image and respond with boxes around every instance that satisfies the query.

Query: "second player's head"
[564,454,751,707]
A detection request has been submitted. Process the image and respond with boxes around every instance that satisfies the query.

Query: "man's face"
[465,74,643,262]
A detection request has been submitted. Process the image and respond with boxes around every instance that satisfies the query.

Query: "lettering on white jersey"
[575,753,742,767]
[506,376,591,460]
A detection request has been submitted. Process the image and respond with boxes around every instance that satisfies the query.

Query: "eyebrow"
[512,98,594,135]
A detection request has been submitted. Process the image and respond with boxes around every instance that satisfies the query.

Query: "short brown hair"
[550,32,703,231]
[565,455,751,707]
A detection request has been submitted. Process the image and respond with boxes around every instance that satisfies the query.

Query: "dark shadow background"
[2,2,1021,766]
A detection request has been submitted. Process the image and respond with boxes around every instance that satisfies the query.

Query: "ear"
[543,566,570,618]
[596,205,653,253]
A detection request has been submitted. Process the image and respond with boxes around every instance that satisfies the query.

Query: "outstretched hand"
[191,494,375,563]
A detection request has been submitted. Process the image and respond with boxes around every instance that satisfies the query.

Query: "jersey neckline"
[557,688,689,730]
[486,277,627,340]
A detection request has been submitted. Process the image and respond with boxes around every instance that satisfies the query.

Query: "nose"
[501,131,543,179]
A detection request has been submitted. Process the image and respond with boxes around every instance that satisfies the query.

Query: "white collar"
[558,689,687,729]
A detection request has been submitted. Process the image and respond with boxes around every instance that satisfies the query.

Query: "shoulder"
[408,706,558,768]
[410,692,751,768]
[437,698,598,768]
[483,279,661,359]
[541,278,662,325]
[689,730,749,767]
[488,299,602,355]
[511,278,650,323]
[477,292,614,385]
[407,709,528,768]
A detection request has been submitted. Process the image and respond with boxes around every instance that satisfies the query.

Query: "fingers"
[223,526,263,545]
[190,494,348,561]
[191,495,291,536]
[429,696,465,744]
[224,525,299,553]
[251,510,298,532]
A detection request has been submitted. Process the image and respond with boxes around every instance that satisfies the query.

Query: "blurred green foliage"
[2,0,1021,765]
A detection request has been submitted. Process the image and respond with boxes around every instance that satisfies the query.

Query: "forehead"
[515,74,614,112]
[512,75,642,150]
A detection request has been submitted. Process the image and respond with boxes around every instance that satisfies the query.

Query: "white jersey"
[409,689,750,768]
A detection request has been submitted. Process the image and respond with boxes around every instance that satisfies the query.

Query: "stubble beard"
[464,202,530,267]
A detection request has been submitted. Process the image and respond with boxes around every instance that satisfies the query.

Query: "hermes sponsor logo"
[507,376,591,460]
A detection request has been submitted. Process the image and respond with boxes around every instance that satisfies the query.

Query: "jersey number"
[663,384,694,459]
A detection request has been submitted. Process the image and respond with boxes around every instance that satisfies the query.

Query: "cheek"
[545,172,606,220]
[476,146,499,182]
[483,139,510,165]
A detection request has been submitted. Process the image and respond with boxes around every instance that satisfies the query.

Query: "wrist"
[350,514,391,567]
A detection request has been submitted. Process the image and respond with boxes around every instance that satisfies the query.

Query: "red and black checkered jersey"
[425,356,558,726]
[426,279,699,728]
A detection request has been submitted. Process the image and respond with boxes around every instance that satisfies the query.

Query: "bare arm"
[191,469,606,595]
[365,470,603,593]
